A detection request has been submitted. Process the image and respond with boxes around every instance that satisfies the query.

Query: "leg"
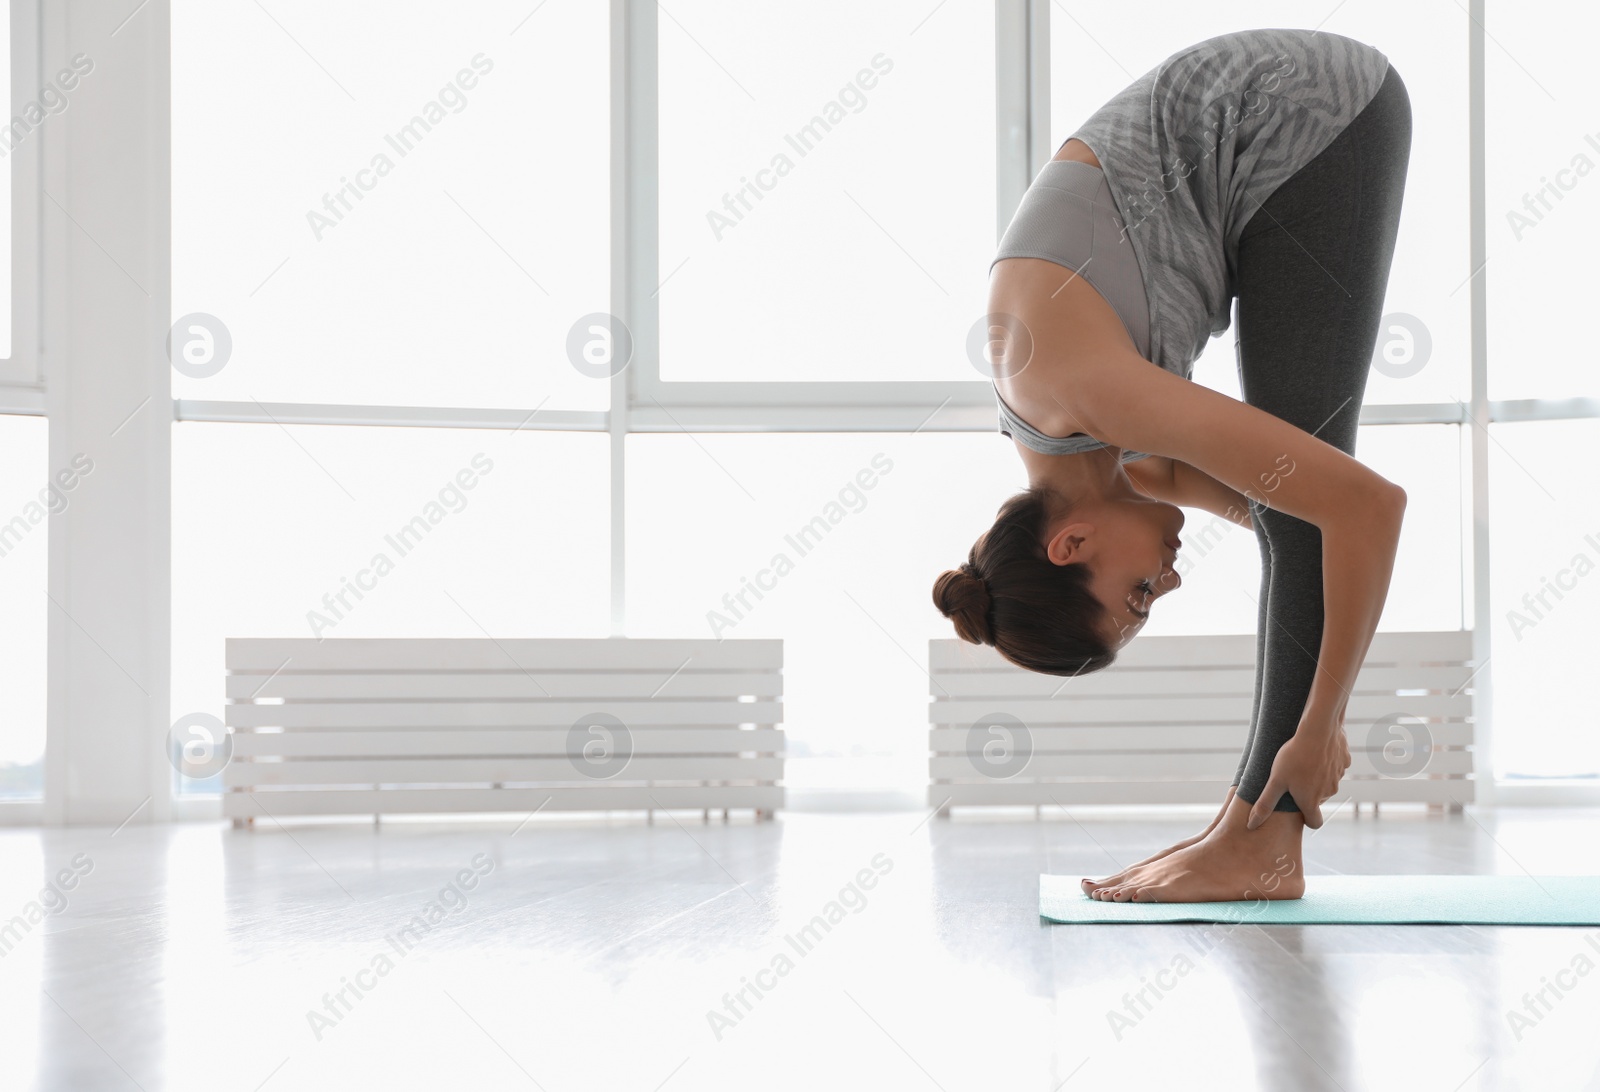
[1232,63,1413,815]
[1094,67,1412,901]
[1230,527,1274,790]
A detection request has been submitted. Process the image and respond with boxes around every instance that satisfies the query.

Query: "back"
[1069,28,1391,379]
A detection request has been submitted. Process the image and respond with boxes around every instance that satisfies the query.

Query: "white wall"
[42,0,171,824]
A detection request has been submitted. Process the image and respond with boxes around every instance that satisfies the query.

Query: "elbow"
[1379,479,1407,525]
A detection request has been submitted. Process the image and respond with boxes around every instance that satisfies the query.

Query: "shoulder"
[987,255,1150,434]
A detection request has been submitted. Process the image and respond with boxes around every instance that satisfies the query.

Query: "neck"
[1025,445,1132,504]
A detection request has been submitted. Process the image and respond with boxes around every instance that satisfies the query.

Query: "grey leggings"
[1231,63,1412,812]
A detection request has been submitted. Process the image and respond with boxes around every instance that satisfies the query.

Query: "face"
[1044,493,1185,649]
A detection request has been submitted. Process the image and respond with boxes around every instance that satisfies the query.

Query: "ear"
[1045,522,1094,566]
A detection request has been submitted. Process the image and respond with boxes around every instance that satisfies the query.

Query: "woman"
[932,29,1412,903]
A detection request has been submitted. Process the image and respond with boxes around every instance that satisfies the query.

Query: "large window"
[658,0,995,384]
[169,1,616,799]
[3,0,46,383]
[0,1,11,359]
[0,414,47,798]
[1486,420,1599,779]
[1485,5,1600,402]
[171,0,609,411]
[0,0,45,805]
[1482,2,1600,781]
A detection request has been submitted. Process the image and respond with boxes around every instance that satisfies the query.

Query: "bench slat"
[930,664,1474,698]
[930,778,1473,807]
[226,671,782,700]
[227,637,782,672]
[225,756,786,787]
[929,692,1469,725]
[927,723,1473,750]
[223,784,784,817]
[227,700,782,729]
[929,750,1474,779]
[232,727,785,758]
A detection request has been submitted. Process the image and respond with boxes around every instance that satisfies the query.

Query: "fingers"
[1303,800,1325,829]
[1246,779,1278,830]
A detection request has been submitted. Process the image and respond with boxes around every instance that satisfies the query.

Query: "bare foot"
[1090,794,1306,903]
[1081,787,1237,895]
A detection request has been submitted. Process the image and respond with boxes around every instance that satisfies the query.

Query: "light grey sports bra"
[990,157,1153,462]
[993,388,1151,463]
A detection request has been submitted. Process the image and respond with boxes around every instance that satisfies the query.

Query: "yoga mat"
[1040,873,1600,925]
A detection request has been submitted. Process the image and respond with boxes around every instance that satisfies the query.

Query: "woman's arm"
[1072,346,1406,730]
[1304,492,1405,725]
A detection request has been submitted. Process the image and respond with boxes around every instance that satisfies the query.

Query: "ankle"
[1215,796,1305,845]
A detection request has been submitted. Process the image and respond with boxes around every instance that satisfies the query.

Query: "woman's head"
[932,483,1183,675]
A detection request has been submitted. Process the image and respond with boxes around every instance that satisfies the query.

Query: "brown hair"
[932,486,1117,676]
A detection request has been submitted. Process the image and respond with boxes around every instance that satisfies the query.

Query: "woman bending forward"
[933,28,1412,903]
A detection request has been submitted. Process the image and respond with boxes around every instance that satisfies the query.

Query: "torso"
[989,138,1140,450]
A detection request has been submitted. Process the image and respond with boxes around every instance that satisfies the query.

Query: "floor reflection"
[1,807,1597,1090]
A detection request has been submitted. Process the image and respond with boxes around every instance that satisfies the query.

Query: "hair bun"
[933,562,995,646]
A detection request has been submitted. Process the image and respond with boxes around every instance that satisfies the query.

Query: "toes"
[1097,881,1130,901]
[1088,883,1153,903]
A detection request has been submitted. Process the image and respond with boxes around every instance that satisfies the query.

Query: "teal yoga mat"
[1040,874,1600,925]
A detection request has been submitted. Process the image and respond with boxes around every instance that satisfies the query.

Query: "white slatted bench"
[928,630,1475,816]
[224,637,784,825]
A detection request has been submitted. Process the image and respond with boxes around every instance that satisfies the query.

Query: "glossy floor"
[3,805,1599,1091]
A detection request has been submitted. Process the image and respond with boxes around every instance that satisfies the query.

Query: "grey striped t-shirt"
[1074,27,1391,378]
[997,28,1390,455]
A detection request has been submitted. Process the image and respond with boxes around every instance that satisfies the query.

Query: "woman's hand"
[1246,711,1351,830]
